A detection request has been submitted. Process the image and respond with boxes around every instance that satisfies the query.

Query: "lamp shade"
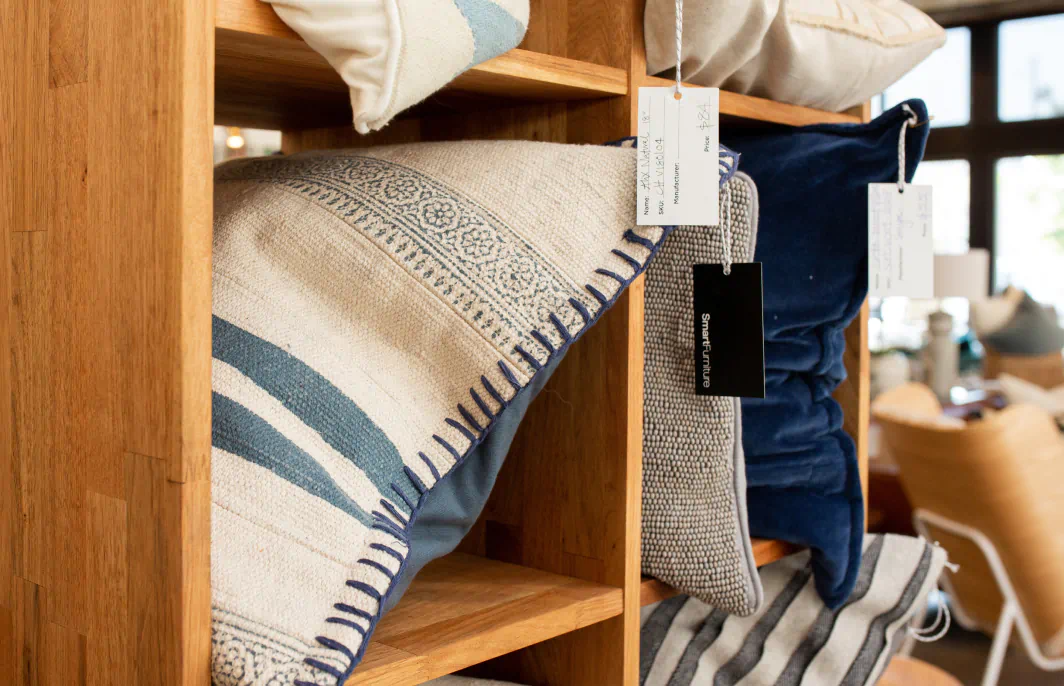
[934,249,989,300]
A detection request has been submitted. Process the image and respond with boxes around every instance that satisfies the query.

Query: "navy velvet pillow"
[722,100,930,608]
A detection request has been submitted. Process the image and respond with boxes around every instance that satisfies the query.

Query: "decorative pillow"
[974,288,1064,356]
[387,141,741,614]
[641,171,764,616]
[210,141,669,686]
[722,99,931,608]
[639,534,950,686]
[264,0,529,133]
[645,0,945,112]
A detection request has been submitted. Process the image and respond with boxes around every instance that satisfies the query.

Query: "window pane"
[999,14,1064,122]
[881,27,970,128]
[912,159,971,253]
[995,155,1064,321]
[213,127,281,164]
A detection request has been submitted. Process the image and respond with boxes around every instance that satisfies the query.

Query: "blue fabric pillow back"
[723,99,930,608]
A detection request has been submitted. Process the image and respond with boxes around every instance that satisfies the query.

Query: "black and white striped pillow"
[640,534,949,686]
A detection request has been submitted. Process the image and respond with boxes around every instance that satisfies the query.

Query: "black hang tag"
[693,263,766,398]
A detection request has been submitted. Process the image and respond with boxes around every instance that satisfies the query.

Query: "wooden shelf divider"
[215,0,627,129]
[348,553,623,685]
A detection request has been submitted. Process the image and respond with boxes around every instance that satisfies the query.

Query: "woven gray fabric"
[642,171,763,616]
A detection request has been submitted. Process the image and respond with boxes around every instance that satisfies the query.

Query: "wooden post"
[1,0,215,683]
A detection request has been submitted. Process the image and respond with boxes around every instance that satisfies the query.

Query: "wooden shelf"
[348,553,623,685]
[215,0,627,129]
[641,75,863,127]
[639,539,800,607]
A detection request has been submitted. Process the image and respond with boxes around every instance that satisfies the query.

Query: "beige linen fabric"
[211,141,666,685]
[265,0,529,133]
[645,0,945,112]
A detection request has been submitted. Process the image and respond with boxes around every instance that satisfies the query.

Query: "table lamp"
[927,249,990,400]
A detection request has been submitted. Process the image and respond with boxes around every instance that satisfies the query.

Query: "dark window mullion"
[968,21,999,292]
[969,21,998,126]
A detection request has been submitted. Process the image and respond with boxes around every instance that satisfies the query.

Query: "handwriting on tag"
[693,263,766,398]
[868,183,934,298]
[637,87,720,226]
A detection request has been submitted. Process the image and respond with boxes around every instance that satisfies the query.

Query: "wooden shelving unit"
[3,0,870,684]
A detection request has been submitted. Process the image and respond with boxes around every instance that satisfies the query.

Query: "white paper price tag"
[868,183,934,298]
[637,87,719,226]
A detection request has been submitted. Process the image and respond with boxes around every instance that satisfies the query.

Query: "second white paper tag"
[637,87,719,226]
[868,183,934,298]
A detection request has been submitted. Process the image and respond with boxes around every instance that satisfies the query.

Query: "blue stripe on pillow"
[452,0,526,67]
[211,315,411,511]
[212,392,374,527]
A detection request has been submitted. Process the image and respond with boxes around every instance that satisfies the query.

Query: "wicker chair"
[872,383,1064,686]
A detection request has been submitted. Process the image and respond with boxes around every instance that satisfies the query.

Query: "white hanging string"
[674,0,683,95]
[908,590,953,643]
[720,182,732,275]
[896,103,919,193]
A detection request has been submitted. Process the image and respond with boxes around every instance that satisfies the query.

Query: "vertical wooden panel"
[520,0,569,59]
[2,0,49,235]
[0,601,16,677]
[40,621,88,686]
[4,0,214,684]
[837,302,871,523]
[85,490,128,686]
[10,233,51,591]
[0,220,13,610]
[14,579,44,686]
[48,0,88,87]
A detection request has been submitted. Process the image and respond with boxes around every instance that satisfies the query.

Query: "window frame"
[914,10,1064,292]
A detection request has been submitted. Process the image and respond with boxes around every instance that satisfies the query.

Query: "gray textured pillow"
[642,172,763,616]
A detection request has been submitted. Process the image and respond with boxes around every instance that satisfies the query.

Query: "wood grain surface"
[1,0,214,684]
[347,554,622,685]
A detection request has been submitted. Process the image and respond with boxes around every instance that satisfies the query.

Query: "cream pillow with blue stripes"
[209,140,670,686]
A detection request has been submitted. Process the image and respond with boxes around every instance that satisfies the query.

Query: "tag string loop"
[674,0,683,94]
[720,182,732,275]
[897,103,919,193]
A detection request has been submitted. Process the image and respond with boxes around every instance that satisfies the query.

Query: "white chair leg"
[981,602,1017,686]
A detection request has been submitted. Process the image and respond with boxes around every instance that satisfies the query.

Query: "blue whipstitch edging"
[294,222,677,686]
